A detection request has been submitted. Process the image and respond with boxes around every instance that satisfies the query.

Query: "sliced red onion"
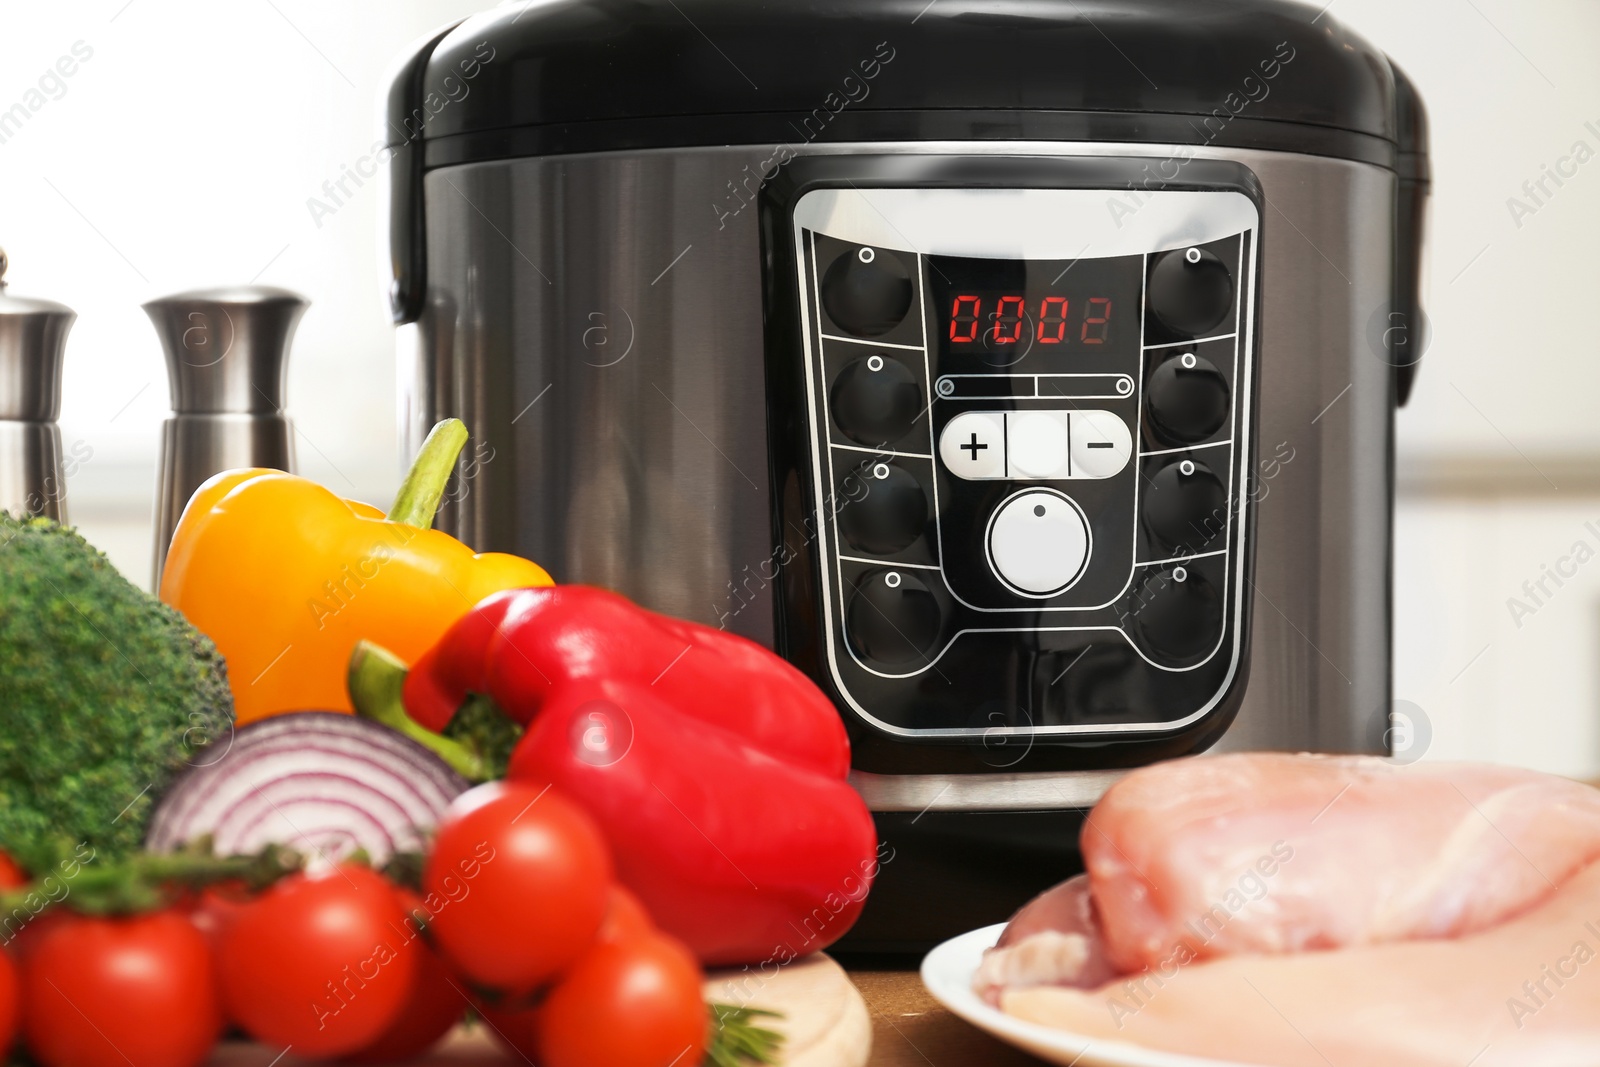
[146,712,470,869]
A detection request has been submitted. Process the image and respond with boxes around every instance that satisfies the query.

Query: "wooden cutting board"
[703,953,873,1067]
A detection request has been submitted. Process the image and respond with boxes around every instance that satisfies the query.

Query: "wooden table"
[208,963,1021,1067]
[850,969,1044,1066]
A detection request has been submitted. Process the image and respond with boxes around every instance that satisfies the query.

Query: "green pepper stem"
[348,640,490,781]
[386,418,470,529]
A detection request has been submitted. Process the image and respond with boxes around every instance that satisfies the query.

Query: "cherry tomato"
[537,932,707,1067]
[0,948,16,1061]
[218,866,417,1058]
[598,885,656,944]
[185,881,253,957]
[474,999,541,1064]
[0,852,49,961]
[0,851,26,889]
[23,910,220,1067]
[424,782,612,991]
[341,891,465,1063]
[2,906,63,964]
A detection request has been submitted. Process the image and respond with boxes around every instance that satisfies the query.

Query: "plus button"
[938,412,1006,479]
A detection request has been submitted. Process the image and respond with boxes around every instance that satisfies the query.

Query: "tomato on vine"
[424,782,612,991]
[341,891,465,1064]
[22,910,220,1067]
[537,931,708,1067]
[217,866,417,1057]
[0,949,16,1063]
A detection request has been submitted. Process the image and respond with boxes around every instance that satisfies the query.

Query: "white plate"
[919,924,1254,1067]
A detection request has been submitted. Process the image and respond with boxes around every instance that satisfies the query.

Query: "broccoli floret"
[0,514,233,865]
[441,694,521,780]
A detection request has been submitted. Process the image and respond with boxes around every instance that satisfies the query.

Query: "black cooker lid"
[390,0,1412,162]
[386,0,1430,327]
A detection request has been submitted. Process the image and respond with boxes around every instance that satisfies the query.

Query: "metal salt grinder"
[145,286,307,586]
[0,246,77,522]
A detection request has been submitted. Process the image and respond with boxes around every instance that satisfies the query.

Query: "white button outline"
[983,486,1094,600]
[938,408,1133,481]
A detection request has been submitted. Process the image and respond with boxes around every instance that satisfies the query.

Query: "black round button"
[821,247,913,337]
[830,355,922,447]
[1143,460,1228,551]
[1146,353,1230,445]
[1130,567,1223,661]
[1148,247,1234,337]
[840,462,928,554]
[848,570,942,665]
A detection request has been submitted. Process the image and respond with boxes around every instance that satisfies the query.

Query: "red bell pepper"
[398,586,880,966]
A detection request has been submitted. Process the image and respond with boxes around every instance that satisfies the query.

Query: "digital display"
[946,293,1115,345]
[927,252,1144,368]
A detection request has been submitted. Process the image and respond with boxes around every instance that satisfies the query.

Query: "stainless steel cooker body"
[410,141,1397,793]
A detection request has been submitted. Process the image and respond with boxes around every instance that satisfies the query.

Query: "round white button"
[986,489,1090,596]
[1009,412,1070,479]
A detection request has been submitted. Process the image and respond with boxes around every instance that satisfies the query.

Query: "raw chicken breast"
[974,876,1116,1004]
[1003,858,1600,1067]
[1085,754,1600,974]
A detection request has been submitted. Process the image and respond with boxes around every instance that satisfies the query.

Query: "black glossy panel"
[761,156,1261,774]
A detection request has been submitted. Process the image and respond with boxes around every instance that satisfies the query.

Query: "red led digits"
[946,294,1112,345]
[949,295,980,342]
[993,295,1025,344]
[1081,297,1112,344]
[1038,296,1068,343]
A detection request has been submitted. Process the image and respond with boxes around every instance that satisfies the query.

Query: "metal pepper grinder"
[146,286,307,586]
[0,246,77,522]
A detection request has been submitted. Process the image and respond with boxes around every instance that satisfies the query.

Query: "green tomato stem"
[0,843,302,923]
[387,418,470,529]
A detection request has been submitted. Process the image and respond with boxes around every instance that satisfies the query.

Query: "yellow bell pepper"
[160,420,551,724]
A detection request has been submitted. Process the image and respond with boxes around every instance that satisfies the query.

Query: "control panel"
[780,174,1260,745]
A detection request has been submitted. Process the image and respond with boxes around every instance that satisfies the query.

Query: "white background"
[1,0,1597,775]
